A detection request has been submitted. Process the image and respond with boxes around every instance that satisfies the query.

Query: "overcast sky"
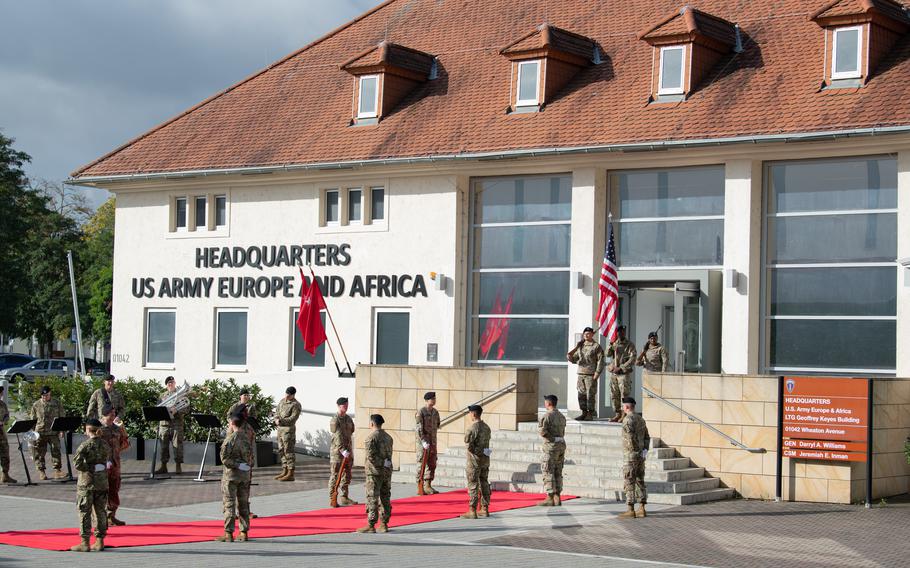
[0,0,374,208]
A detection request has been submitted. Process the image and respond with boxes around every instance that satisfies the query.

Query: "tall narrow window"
[516,60,540,107]
[325,190,340,224]
[216,309,248,367]
[215,195,227,227]
[293,311,326,367]
[832,26,862,79]
[371,187,385,221]
[348,189,362,223]
[375,311,410,364]
[658,46,686,95]
[175,197,187,230]
[194,196,207,229]
[358,75,379,118]
[146,309,176,365]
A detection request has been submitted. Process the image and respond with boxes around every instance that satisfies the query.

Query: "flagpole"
[308,264,354,376]
[298,265,343,376]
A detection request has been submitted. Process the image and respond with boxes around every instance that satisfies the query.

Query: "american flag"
[597,220,619,342]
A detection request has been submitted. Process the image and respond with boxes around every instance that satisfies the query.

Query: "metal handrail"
[299,407,354,418]
[438,383,517,428]
[642,386,766,454]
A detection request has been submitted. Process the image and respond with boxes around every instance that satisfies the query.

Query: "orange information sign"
[781,376,869,463]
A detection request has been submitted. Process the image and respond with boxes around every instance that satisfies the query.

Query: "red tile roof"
[639,6,737,47]
[72,0,910,179]
[501,24,597,62]
[812,0,909,23]
[341,41,434,78]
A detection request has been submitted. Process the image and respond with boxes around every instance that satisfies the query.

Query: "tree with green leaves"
[82,197,115,342]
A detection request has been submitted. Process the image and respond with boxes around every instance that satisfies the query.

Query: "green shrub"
[15,376,92,418]
[184,378,275,442]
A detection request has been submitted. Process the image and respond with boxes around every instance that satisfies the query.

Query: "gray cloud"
[0,0,375,208]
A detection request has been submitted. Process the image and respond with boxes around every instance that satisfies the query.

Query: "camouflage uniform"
[158,391,190,465]
[538,408,567,495]
[99,424,128,517]
[364,428,394,527]
[0,398,11,475]
[86,388,125,421]
[606,338,637,413]
[275,397,301,470]
[73,436,110,539]
[464,419,492,510]
[640,343,669,372]
[220,428,254,534]
[569,340,605,418]
[29,397,64,471]
[622,412,651,505]
[227,402,257,422]
[328,412,355,499]
[415,406,440,482]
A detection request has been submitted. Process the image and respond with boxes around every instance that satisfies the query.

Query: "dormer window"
[341,42,434,124]
[832,26,863,79]
[516,60,541,107]
[357,75,380,118]
[658,45,686,95]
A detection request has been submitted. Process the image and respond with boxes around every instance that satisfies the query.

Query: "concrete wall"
[353,365,538,469]
[643,372,910,504]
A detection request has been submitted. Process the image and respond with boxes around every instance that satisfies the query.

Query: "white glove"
[106,461,113,470]
[641,449,649,459]
[94,463,106,472]
[383,459,392,468]
[482,448,492,457]
[421,440,430,450]
[341,450,350,459]
[554,437,564,443]
[237,463,251,471]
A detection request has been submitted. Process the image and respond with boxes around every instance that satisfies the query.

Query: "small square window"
[516,60,540,107]
[325,190,340,224]
[215,195,227,227]
[194,196,207,230]
[175,197,187,230]
[371,187,385,221]
[832,26,862,79]
[348,188,362,223]
[358,75,379,118]
[658,46,686,95]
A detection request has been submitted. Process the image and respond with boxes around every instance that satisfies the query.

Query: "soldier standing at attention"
[86,375,125,422]
[156,376,189,475]
[618,397,650,519]
[461,404,492,519]
[0,384,17,483]
[29,385,65,480]
[415,391,441,495]
[357,414,393,534]
[537,394,566,507]
[216,413,253,542]
[606,325,637,422]
[70,418,110,552]
[274,387,301,481]
[99,405,130,527]
[636,332,669,373]
[567,326,606,421]
[329,397,358,507]
[228,389,257,423]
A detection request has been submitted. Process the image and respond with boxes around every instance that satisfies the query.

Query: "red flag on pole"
[297,269,327,355]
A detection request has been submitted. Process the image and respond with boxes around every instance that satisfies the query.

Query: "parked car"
[0,353,35,371]
[0,359,77,383]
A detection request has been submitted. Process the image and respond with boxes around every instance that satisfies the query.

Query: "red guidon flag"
[297,269,327,355]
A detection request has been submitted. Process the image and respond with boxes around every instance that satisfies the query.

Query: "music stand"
[190,413,221,482]
[6,419,37,486]
[142,406,172,480]
[50,416,82,483]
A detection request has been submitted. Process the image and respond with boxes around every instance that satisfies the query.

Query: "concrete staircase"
[391,420,734,505]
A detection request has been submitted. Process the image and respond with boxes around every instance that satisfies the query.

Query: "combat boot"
[554,493,562,506]
[90,537,105,552]
[339,495,359,506]
[610,412,623,423]
[108,513,126,527]
[215,532,234,542]
[618,504,636,519]
[274,467,288,480]
[636,504,647,518]
[1,470,17,484]
[175,463,182,475]
[38,470,47,481]
[576,412,588,422]
[537,494,555,507]
[356,524,376,533]
[154,462,168,475]
[460,509,477,519]
[477,506,489,518]
[424,480,439,494]
[377,522,390,533]
[70,537,90,552]
[237,532,248,542]
[280,468,295,482]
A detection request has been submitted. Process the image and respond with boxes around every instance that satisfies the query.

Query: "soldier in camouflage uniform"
[460,404,492,519]
[99,405,129,526]
[0,384,17,483]
[606,325,637,422]
[415,391,441,494]
[70,418,110,552]
[618,397,651,519]
[29,386,65,480]
[227,389,257,423]
[86,375,125,421]
[358,414,393,534]
[636,332,669,373]
[156,376,190,475]
[537,394,566,507]
[274,387,301,481]
[328,396,358,506]
[216,413,254,542]
[567,326,606,421]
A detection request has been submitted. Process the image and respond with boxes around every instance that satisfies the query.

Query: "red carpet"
[0,490,574,551]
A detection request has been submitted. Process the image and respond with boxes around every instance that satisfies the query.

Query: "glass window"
[325,190,340,224]
[769,157,896,213]
[147,310,176,365]
[30,361,49,370]
[194,196,207,229]
[473,317,568,362]
[516,60,540,106]
[474,225,571,269]
[475,272,569,315]
[770,320,895,370]
[215,195,227,227]
[50,361,66,371]
[770,267,896,317]
[293,311,326,367]
[358,75,379,118]
[767,214,896,263]
[175,197,187,230]
[618,166,725,218]
[371,187,385,221]
[619,219,724,267]
[833,26,862,78]
[375,312,409,364]
[216,310,247,367]
[474,175,571,223]
[659,46,685,94]
[348,189,362,222]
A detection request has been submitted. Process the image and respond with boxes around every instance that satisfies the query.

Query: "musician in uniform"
[99,404,129,526]
[29,385,65,480]
[415,391,441,495]
[156,376,190,474]
[228,388,257,422]
[86,375,125,421]
[0,384,17,483]
[328,396,357,507]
